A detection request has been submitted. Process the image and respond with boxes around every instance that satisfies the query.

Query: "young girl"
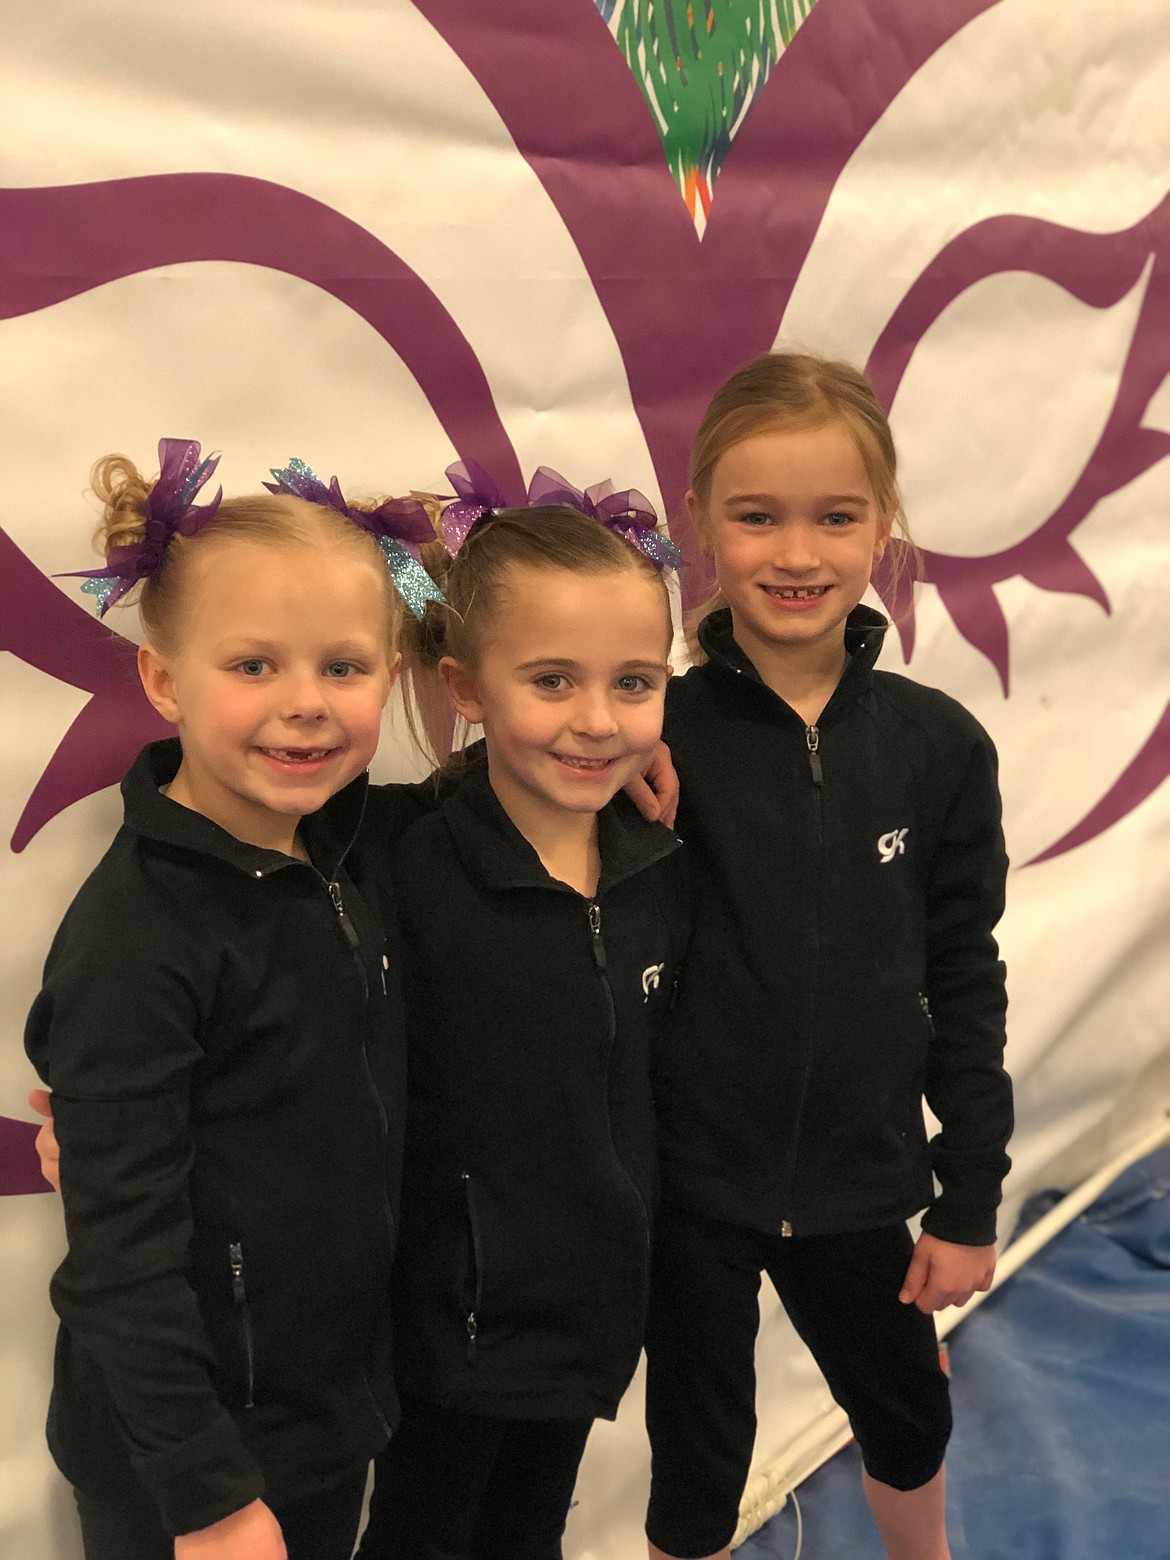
[25,442,410,1560]
[355,499,690,1560]
[644,354,1012,1560]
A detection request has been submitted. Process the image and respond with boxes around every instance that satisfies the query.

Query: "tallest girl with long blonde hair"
[645,353,1012,1560]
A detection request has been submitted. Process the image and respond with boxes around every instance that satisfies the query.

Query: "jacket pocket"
[228,1242,256,1409]
[460,1174,484,1364]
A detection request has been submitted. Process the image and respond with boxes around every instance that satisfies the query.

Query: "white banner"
[2,2,1167,1555]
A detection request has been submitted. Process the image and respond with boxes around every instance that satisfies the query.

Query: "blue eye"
[534,673,567,691]
[616,674,650,694]
[326,661,356,678]
[238,659,266,677]
[740,511,772,527]
[822,511,857,527]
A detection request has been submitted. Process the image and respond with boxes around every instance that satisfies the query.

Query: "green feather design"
[597,0,818,229]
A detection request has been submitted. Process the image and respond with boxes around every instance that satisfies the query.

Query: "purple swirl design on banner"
[0,1117,53,1195]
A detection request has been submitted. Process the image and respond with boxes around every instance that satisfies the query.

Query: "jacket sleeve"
[919,726,1013,1247]
[25,908,265,1537]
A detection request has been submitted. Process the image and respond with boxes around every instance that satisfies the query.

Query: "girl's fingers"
[898,1246,930,1305]
[624,772,662,822]
[27,1088,53,1120]
[35,1124,61,1191]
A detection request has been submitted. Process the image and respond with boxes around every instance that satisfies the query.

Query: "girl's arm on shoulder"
[25,910,264,1538]
[920,727,1013,1248]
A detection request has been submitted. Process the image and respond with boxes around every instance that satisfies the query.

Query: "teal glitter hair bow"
[265,458,445,619]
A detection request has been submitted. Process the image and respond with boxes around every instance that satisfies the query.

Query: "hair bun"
[89,453,154,559]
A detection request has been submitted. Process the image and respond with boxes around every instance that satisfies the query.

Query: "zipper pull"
[805,725,823,786]
[328,881,361,951]
[229,1241,246,1303]
[587,902,607,971]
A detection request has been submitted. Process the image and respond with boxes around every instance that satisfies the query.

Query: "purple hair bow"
[526,466,684,573]
[62,437,223,616]
[266,458,444,619]
[438,460,511,554]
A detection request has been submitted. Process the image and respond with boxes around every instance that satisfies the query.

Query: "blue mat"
[739,1143,1170,1560]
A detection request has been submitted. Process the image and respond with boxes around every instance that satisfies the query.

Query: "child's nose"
[572,691,620,738]
[282,673,329,722]
[770,523,820,572]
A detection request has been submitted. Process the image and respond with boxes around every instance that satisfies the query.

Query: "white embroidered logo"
[642,962,666,999]
[877,827,909,864]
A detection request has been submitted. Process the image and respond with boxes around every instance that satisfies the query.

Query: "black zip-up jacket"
[24,740,406,1537]
[385,760,688,1421]
[657,607,1011,1247]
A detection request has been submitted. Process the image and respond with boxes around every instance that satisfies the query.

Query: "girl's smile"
[760,583,834,608]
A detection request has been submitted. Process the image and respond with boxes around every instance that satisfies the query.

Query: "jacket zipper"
[324,878,367,997]
[777,726,825,1238]
[461,1172,485,1363]
[586,902,652,1253]
[319,873,394,1437]
[587,902,617,1038]
[229,1242,256,1409]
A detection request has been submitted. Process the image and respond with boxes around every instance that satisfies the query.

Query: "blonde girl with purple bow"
[25,441,414,1560]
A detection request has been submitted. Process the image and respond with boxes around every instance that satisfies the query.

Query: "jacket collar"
[121,738,369,881]
[696,605,888,715]
[441,753,681,898]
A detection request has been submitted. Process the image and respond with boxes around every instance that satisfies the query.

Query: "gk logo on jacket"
[878,828,910,864]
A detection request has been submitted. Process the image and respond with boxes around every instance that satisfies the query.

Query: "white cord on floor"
[790,1489,803,1560]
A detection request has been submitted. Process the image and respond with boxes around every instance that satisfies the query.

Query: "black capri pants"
[644,1205,952,1558]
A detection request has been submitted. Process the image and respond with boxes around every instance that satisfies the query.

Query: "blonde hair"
[403,505,671,765]
[88,454,403,654]
[686,352,917,654]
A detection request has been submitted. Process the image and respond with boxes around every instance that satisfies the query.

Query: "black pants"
[356,1398,594,1560]
[644,1207,952,1558]
[73,1462,368,1560]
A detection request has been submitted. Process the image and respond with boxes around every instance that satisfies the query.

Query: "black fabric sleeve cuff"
[920,1198,1000,1247]
[131,1409,265,1538]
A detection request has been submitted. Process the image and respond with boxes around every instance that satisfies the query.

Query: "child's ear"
[137,644,181,726]
[872,516,893,566]
[438,657,485,726]
[384,651,403,701]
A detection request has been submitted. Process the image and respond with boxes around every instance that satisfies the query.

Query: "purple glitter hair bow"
[526,466,684,573]
[437,460,511,555]
[265,458,444,619]
[62,437,223,616]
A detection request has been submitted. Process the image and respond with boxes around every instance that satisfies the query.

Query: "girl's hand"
[174,1500,286,1560]
[27,1089,60,1192]
[898,1232,996,1313]
[625,741,680,827]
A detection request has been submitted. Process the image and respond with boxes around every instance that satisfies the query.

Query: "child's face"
[443,565,671,831]
[140,538,397,849]
[692,419,889,662]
